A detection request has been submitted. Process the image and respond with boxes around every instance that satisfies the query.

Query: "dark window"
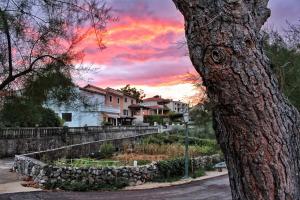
[109,96,112,102]
[131,99,134,104]
[125,98,127,103]
[62,113,72,122]
[123,109,128,116]
[117,98,120,104]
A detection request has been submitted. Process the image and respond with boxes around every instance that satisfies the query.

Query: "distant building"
[166,100,189,114]
[46,87,110,127]
[46,85,139,127]
[141,96,171,115]
[130,95,189,124]
[46,86,188,127]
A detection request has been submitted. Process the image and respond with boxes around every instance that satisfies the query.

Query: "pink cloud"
[75,0,300,96]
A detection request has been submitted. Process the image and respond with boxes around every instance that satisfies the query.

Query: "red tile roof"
[83,84,107,95]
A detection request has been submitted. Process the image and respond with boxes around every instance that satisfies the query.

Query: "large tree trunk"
[173,0,300,199]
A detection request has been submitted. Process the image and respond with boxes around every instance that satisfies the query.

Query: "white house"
[166,100,189,114]
[45,87,119,127]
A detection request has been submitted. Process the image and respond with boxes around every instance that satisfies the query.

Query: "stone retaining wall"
[0,126,158,157]
[14,153,222,187]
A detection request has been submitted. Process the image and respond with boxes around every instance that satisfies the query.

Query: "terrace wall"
[0,126,158,158]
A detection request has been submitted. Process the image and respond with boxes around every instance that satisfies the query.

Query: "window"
[117,98,120,104]
[124,97,127,103]
[62,113,72,122]
[123,109,128,116]
[131,99,134,104]
[109,96,112,102]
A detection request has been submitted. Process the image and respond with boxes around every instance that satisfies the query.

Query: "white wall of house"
[54,110,103,127]
[166,101,188,114]
[45,88,107,127]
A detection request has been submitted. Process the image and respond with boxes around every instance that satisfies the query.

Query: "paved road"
[0,175,231,200]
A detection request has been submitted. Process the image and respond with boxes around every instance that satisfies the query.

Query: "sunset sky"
[77,0,300,102]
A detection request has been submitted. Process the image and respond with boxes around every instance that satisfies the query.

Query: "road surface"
[0,175,231,200]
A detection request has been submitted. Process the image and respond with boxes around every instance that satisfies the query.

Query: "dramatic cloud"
[75,0,300,101]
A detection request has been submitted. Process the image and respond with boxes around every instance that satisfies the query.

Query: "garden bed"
[14,132,224,191]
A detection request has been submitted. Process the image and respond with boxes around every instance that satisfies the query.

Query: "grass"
[54,156,154,168]
[54,158,123,168]
[53,132,221,169]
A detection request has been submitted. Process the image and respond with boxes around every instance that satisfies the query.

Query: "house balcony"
[99,105,120,114]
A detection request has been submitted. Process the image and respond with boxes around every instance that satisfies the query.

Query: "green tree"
[120,84,145,102]
[0,0,113,90]
[263,28,300,110]
[23,62,76,105]
[189,103,214,139]
[0,96,61,127]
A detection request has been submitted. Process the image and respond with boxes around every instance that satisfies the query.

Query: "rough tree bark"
[173,0,300,199]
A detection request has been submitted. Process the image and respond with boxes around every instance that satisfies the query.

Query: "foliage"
[168,112,183,122]
[113,153,168,165]
[155,158,188,180]
[189,103,215,139]
[142,133,218,148]
[263,27,300,110]
[191,168,206,179]
[23,63,76,105]
[0,0,113,90]
[120,84,145,102]
[99,143,115,159]
[155,158,206,181]
[39,107,63,127]
[44,178,129,191]
[135,142,219,158]
[0,96,61,127]
[137,160,152,165]
[54,158,122,168]
[138,133,221,157]
[143,115,164,125]
[101,121,113,126]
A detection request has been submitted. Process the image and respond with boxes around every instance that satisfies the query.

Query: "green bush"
[0,96,62,127]
[44,178,129,191]
[99,143,115,159]
[191,168,205,179]
[137,160,151,165]
[144,115,164,125]
[156,158,188,179]
[39,108,62,127]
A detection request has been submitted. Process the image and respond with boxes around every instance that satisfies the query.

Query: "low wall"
[0,126,158,158]
[14,153,222,187]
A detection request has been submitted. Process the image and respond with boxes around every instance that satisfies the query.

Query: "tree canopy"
[264,26,300,110]
[120,84,145,102]
[0,95,62,127]
[0,0,113,90]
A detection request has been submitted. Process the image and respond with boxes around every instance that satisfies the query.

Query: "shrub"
[156,158,190,180]
[99,143,115,159]
[44,178,129,191]
[0,96,62,127]
[137,160,152,165]
[191,168,205,179]
[144,115,164,125]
